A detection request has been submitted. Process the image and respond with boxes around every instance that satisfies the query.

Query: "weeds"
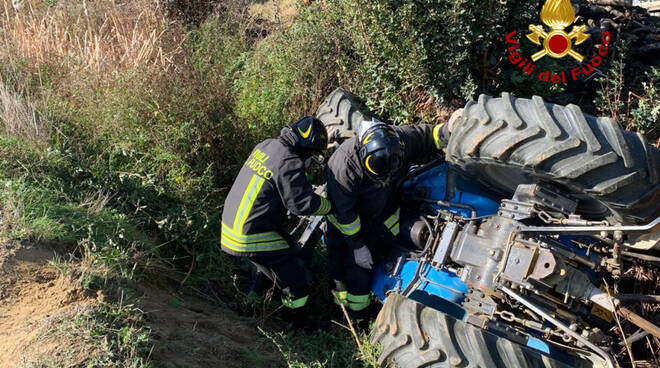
[48,253,72,278]
[596,55,660,144]
[0,0,182,74]
[0,78,48,144]
[596,57,627,123]
[45,302,152,368]
[259,324,387,368]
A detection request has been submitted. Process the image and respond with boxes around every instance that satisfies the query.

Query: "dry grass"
[0,189,22,237]
[249,0,298,24]
[0,0,184,74]
[0,78,49,144]
[79,190,112,216]
[0,0,189,144]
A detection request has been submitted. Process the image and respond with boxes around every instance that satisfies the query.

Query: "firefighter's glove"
[353,245,373,270]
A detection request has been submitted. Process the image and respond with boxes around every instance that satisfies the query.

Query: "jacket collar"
[278,127,300,148]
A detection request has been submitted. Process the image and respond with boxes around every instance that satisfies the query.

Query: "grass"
[240,347,271,368]
[0,77,48,145]
[0,0,657,367]
[0,0,181,74]
[0,173,156,276]
[48,253,72,278]
[259,326,384,368]
[36,301,152,368]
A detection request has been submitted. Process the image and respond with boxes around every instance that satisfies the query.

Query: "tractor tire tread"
[446,93,660,223]
[371,293,592,368]
[315,87,371,142]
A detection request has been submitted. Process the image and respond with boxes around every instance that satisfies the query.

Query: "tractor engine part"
[439,184,608,322]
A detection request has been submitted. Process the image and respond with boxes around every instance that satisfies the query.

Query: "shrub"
[233,2,345,132]
[252,0,567,125]
[342,0,477,122]
[629,68,660,140]
[595,51,660,144]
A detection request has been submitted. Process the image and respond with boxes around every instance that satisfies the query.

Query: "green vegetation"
[596,53,660,138]
[0,0,658,367]
[30,302,152,368]
[260,326,386,368]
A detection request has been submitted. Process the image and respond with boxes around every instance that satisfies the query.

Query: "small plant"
[48,301,153,368]
[595,57,626,122]
[48,254,71,278]
[595,54,659,144]
[628,68,660,140]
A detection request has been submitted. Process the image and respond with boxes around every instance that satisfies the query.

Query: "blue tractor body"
[368,163,612,360]
[369,163,560,353]
[371,163,500,309]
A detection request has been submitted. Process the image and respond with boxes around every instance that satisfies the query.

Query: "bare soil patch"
[141,286,283,368]
[0,242,283,367]
[0,242,95,367]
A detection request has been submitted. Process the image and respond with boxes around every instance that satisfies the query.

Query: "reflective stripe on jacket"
[221,129,331,256]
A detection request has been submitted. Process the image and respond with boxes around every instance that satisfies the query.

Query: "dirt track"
[0,242,94,367]
[0,242,282,367]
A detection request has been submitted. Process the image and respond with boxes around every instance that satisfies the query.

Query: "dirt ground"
[142,285,283,368]
[0,242,283,368]
[0,241,93,367]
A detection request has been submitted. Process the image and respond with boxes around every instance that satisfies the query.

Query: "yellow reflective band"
[222,223,282,242]
[233,175,257,230]
[363,132,375,144]
[384,208,400,236]
[312,197,331,216]
[433,123,447,150]
[384,209,400,228]
[389,221,400,236]
[221,235,288,253]
[222,173,285,253]
[235,175,265,234]
[221,223,289,253]
[347,293,370,311]
[365,155,379,176]
[282,295,309,309]
[220,175,289,253]
[327,215,361,236]
[347,293,370,303]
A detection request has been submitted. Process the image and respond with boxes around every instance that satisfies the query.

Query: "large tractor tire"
[371,293,594,368]
[446,93,660,224]
[315,87,372,144]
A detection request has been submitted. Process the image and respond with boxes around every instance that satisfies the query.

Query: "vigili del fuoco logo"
[504,0,611,84]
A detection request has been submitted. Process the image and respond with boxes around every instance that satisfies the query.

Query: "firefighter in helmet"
[221,117,331,310]
[325,110,463,315]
